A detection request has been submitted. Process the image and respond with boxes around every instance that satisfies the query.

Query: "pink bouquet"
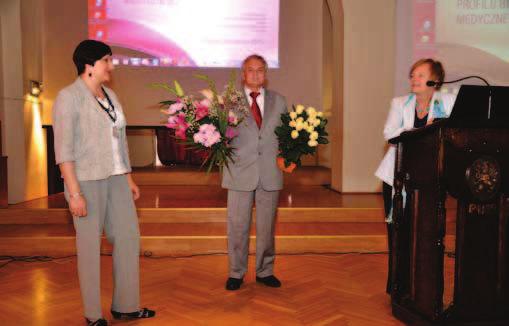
[154,72,248,172]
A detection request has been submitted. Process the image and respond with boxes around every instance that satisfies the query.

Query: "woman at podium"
[375,58,456,293]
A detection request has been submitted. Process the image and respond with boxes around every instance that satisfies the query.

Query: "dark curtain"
[156,128,207,165]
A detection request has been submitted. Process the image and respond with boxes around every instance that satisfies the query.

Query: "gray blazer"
[52,78,132,181]
[222,89,287,191]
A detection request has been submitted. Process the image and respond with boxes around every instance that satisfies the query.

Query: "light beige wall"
[326,0,344,191]
[21,0,47,200]
[342,0,395,192]
[0,13,3,137]
[0,0,28,203]
[319,0,333,169]
[0,0,48,203]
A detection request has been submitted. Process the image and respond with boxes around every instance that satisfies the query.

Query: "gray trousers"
[66,174,140,320]
[227,185,279,279]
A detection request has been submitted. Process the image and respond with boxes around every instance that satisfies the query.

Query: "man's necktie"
[250,92,262,129]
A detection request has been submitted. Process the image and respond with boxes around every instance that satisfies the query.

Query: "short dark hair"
[72,40,112,75]
[409,58,445,90]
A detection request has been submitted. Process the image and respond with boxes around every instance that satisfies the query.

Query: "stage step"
[0,207,387,224]
[131,166,331,186]
[0,223,456,256]
[0,186,458,255]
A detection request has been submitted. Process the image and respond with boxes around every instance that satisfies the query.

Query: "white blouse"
[96,96,129,176]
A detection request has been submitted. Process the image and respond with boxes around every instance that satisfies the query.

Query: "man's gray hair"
[241,54,268,71]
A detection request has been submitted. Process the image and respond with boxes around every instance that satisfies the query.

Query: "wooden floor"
[0,253,457,325]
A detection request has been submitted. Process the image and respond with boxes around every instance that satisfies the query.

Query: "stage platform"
[0,167,458,256]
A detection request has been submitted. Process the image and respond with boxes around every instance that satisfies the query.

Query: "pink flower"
[175,127,188,140]
[193,124,221,147]
[225,126,238,139]
[194,99,210,121]
[166,112,186,129]
[168,102,185,115]
[228,111,239,125]
[166,112,189,139]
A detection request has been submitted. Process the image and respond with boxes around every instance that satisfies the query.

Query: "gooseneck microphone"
[426,75,491,88]
[427,75,493,118]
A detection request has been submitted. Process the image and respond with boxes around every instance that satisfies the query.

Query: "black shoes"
[111,308,156,320]
[256,275,282,288]
[85,318,107,326]
[225,277,243,290]
[85,308,155,324]
[226,275,282,290]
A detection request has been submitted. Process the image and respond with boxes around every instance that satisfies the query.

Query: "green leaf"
[159,100,176,106]
[174,80,185,97]
[151,83,178,96]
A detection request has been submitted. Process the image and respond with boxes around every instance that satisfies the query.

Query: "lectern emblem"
[465,156,501,201]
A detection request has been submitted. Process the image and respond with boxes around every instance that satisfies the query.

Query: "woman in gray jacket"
[52,40,155,326]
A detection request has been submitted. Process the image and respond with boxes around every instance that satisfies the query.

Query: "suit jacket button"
[258,136,262,140]
[258,152,262,155]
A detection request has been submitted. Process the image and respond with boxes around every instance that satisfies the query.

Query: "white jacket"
[375,92,456,186]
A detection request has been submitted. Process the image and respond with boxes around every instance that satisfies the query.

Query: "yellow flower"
[291,130,299,139]
[296,121,304,131]
[317,111,324,118]
[295,105,305,114]
[308,140,318,147]
[312,119,321,127]
[289,111,297,120]
[289,120,297,128]
[310,131,319,140]
[296,117,304,123]
[306,106,317,116]
[306,125,315,133]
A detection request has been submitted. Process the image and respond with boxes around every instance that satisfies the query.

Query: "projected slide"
[88,0,280,68]
[412,0,509,85]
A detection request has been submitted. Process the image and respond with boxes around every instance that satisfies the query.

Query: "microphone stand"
[427,76,492,119]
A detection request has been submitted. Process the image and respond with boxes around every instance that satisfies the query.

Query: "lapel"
[260,90,275,135]
[402,93,416,129]
[428,91,440,121]
[75,78,112,127]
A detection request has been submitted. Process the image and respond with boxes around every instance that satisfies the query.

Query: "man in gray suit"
[222,54,287,291]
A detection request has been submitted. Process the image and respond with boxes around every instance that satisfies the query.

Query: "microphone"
[427,75,494,119]
[426,75,490,87]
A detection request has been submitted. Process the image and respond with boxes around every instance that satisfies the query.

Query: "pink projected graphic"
[88,0,280,68]
[413,0,436,61]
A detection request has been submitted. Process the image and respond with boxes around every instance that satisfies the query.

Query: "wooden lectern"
[389,86,509,325]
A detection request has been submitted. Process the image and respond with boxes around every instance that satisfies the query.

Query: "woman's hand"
[126,173,140,200]
[426,117,434,126]
[58,162,88,218]
[69,194,87,217]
